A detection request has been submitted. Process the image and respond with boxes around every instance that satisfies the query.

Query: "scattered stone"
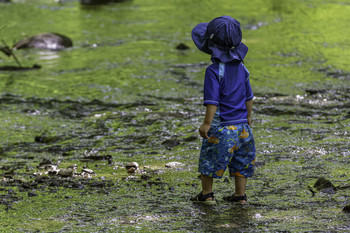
[165,162,184,168]
[343,205,350,213]
[81,168,97,178]
[58,168,74,177]
[13,32,73,51]
[126,162,139,173]
[175,43,190,50]
[113,166,119,170]
[314,177,336,191]
[65,196,73,199]
[47,170,58,176]
[82,168,95,174]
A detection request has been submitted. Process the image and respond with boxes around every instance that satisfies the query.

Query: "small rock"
[65,196,73,199]
[175,43,190,50]
[13,32,73,50]
[343,205,350,213]
[58,168,74,177]
[45,164,58,171]
[81,168,96,178]
[48,170,58,176]
[127,167,137,173]
[126,162,139,173]
[314,177,336,191]
[82,168,95,174]
[165,162,184,168]
[126,162,139,169]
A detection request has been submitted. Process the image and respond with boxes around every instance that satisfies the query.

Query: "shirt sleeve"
[203,66,220,106]
[242,64,254,101]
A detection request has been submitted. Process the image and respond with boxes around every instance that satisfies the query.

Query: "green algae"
[0,0,350,232]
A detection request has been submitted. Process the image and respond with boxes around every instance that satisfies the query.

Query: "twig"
[0,39,22,67]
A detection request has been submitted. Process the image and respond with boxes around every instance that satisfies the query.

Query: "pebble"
[165,162,184,168]
[343,205,350,213]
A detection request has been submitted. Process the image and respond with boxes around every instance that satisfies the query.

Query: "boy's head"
[192,16,248,63]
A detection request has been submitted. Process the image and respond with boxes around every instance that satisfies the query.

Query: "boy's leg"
[235,176,247,197]
[201,174,214,200]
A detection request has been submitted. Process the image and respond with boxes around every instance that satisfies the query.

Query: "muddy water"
[0,0,349,232]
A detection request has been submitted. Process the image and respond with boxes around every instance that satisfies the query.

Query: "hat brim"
[191,22,248,62]
[210,42,248,63]
[191,23,211,54]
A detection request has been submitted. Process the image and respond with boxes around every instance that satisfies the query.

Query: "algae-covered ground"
[0,0,349,232]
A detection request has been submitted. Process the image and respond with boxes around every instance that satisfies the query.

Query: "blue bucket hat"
[191,16,248,63]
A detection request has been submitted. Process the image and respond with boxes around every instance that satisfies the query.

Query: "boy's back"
[204,61,254,126]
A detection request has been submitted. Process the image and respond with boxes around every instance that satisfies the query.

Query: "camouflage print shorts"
[198,123,255,178]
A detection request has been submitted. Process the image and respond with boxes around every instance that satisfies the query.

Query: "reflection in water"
[189,203,257,231]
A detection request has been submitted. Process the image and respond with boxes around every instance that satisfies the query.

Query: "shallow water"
[0,0,349,232]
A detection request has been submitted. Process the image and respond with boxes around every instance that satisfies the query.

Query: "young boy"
[190,16,256,204]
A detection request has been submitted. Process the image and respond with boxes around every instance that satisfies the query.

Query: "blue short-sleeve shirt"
[203,61,254,126]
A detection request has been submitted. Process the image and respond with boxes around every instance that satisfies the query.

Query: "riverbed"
[0,0,349,232]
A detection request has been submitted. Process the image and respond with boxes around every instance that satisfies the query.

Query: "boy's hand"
[199,123,210,139]
[247,117,252,127]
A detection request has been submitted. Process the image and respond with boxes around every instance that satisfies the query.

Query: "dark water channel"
[0,0,349,232]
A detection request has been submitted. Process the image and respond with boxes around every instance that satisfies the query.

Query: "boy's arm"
[245,99,253,126]
[199,104,217,139]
